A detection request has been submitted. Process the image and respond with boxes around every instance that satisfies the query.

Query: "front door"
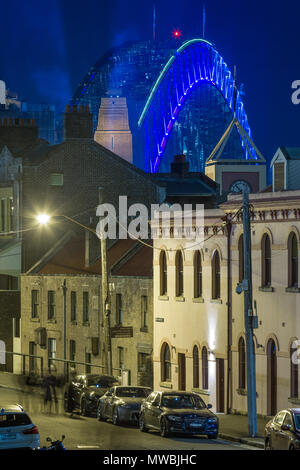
[216,358,225,413]
[178,353,186,391]
[267,339,277,416]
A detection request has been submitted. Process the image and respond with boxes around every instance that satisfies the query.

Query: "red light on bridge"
[172,28,182,39]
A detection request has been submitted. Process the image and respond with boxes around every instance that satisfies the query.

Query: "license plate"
[189,422,203,428]
[0,433,17,440]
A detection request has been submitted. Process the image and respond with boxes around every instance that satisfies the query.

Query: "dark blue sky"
[0,0,299,162]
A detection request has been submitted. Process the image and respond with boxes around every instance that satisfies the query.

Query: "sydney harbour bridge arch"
[71,38,258,173]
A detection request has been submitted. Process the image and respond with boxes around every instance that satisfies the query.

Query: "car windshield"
[116,387,150,398]
[161,394,206,409]
[87,376,116,387]
[294,414,300,430]
[0,413,32,427]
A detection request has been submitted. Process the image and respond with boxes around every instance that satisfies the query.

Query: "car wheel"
[139,414,149,432]
[207,433,218,440]
[81,399,88,417]
[160,418,169,438]
[112,407,120,425]
[264,438,272,450]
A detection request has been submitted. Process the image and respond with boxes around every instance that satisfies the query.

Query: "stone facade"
[153,190,300,416]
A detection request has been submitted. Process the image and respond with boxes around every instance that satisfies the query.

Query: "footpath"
[0,372,267,449]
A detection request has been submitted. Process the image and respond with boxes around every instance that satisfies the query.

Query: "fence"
[3,351,130,384]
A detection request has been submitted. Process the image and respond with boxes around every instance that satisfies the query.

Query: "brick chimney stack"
[0,117,38,153]
[63,104,93,140]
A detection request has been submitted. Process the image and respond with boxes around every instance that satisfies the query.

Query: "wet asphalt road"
[0,387,258,451]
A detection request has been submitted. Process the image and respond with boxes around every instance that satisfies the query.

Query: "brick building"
[21,233,153,387]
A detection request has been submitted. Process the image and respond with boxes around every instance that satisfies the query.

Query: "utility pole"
[98,187,112,376]
[62,279,67,378]
[242,190,257,437]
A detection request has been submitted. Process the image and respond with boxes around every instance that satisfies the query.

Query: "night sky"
[0,0,299,163]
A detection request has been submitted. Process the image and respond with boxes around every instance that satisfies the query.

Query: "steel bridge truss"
[138,39,260,173]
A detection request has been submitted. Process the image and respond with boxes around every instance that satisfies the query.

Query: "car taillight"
[23,426,39,435]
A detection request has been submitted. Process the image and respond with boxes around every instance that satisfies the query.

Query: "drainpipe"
[226,215,233,414]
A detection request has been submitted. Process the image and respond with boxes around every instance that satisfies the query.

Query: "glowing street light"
[36,214,51,225]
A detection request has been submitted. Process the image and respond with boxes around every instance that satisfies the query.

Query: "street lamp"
[36,211,112,376]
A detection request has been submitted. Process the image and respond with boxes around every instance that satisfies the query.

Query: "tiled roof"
[36,235,152,277]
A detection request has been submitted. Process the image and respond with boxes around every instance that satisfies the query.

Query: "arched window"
[238,337,246,389]
[288,233,298,288]
[160,250,167,295]
[202,346,209,390]
[267,339,277,416]
[193,345,199,388]
[161,342,171,382]
[262,234,271,287]
[175,250,184,297]
[194,251,202,298]
[238,234,244,283]
[290,343,299,399]
[212,251,221,299]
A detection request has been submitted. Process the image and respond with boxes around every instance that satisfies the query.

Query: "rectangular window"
[49,173,64,186]
[118,347,124,370]
[71,291,77,322]
[31,290,39,318]
[13,318,20,338]
[141,295,148,329]
[29,342,36,373]
[48,338,56,369]
[83,292,89,323]
[116,294,123,325]
[138,352,148,372]
[70,340,76,362]
[85,352,91,374]
[48,291,55,320]
[1,198,5,232]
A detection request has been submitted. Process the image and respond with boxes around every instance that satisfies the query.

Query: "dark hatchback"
[139,391,218,438]
[264,408,300,450]
[64,374,118,416]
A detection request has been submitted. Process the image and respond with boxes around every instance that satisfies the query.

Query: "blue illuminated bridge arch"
[138,38,257,173]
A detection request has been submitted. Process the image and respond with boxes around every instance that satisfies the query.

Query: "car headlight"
[207,418,218,424]
[89,392,100,401]
[167,415,182,422]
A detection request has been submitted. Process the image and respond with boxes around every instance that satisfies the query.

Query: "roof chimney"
[63,104,93,140]
[170,154,190,177]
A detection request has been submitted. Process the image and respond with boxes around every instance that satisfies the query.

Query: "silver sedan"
[97,386,152,425]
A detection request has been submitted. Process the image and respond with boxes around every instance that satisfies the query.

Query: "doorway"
[267,339,277,416]
[216,358,225,412]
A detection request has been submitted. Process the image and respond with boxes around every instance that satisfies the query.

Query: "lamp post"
[36,209,113,377]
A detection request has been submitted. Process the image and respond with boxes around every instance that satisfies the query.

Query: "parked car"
[0,404,40,450]
[139,391,218,438]
[97,386,152,425]
[64,374,118,416]
[264,408,300,450]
